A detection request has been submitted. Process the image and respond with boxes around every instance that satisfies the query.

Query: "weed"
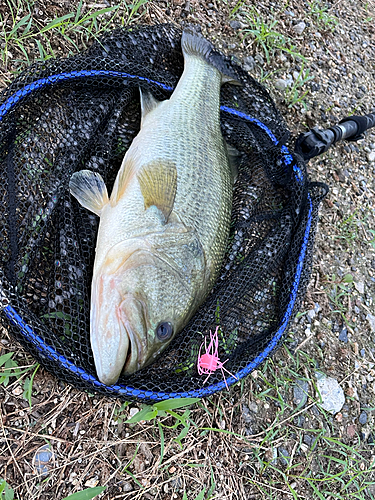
[61,487,106,500]
[229,0,246,19]
[284,63,314,109]
[0,0,149,80]
[323,273,354,328]
[0,351,38,403]
[0,479,16,500]
[124,398,200,462]
[237,7,304,64]
[307,0,338,31]
[334,210,361,246]
[0,478,105,500]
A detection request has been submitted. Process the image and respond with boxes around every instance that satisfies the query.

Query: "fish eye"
[156,322,173,341]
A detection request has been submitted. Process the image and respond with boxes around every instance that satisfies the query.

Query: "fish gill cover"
[0,24,327,401]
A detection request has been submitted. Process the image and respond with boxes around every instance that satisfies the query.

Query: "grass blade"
[154,398,200,411]
[61,487,106,500]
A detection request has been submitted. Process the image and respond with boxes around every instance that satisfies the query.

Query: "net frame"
[0,24,328,401]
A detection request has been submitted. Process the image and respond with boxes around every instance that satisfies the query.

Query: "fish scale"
[69,29,236,384]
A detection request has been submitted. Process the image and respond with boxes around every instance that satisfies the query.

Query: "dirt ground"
[1,0,375,499]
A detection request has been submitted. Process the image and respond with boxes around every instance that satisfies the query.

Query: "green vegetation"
[231,6,304,64]
[307,0,338,31]
[62,487,106,500]
[0,351,38,406]
[0,480,15,500]
[0,0,149,81]
[323,273,354,328]
[0,480,105,500]
[285,63,314,109]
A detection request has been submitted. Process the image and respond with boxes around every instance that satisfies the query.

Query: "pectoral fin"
[110,157,137,206]
[69,170,109,216]
[137,160,177,221]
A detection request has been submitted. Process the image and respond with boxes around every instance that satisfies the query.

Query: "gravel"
[293,380,309,407]
[338,327,348,343]
[359,411,368,425]
[315,372,345,415]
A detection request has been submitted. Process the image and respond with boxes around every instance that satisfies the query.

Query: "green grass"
[0,351,39,406]
[0,481,106,500]
[232,6,305,65]
[0,0,149,82]
[307,0,338,31]
[224,349,375,499]
[284,63,314,109]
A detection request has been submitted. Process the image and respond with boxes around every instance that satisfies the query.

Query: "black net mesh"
[0,24,327,401]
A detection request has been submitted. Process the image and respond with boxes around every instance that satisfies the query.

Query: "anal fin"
[137,160,177,221]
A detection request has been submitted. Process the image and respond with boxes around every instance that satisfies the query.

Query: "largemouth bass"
[69,29,239,385]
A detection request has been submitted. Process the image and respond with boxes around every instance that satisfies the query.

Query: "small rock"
[359,411,368,425]
[278,447,290,466]
[274,79,288,91]
[243,56,255,72]
[307,309,316,320]
[303,434,316,447]
[122,482,133,492]
[171,476,183,490]
[33,444,55,477]
[285,75,294,86]
[336,169,346,183]
[248,401,258,413]
[368,151,375,162]
[338,327,348,343]
[292,70,300,80]
[242,404,252,423]
[12,385,23,396]
[311,405,320,417]
[254,54,264,66]
[229,20,241,30]
[293,22,306,35]
[293,379,309,407]
[367,314,375,333]
[347,424,357,439]
[316,372,345,414]
[294,415,305,426]
[85,478,99,488]
[129,407,139,418]
[354,282,364,294]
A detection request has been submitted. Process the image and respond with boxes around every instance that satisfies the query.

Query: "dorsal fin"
[137,160,177,221]
[69,170,109,216]
[225,141,241,183]
[140,89,162,124]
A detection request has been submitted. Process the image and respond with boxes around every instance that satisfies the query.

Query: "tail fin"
[181,28,241,85]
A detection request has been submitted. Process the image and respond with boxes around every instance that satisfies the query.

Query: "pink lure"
[197,326,238,390]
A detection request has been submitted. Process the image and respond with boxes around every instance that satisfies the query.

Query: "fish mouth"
[91,290,148,385]
[119,297,148,376]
